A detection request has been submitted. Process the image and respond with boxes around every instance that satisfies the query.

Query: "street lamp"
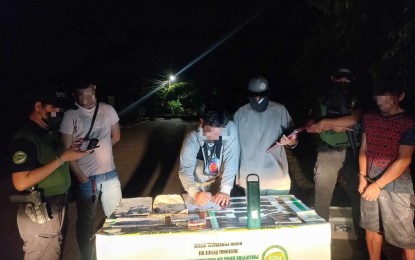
[168,75,176,88]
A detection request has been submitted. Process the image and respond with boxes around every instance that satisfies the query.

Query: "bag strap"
[84,102,99,140]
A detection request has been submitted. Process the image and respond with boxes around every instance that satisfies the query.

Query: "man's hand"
[60,147,89,162]
[71,138,83,150]
[76,174,89,184]
[305,120,328,133]
[313,120,331,133]
[60,147,90,183]
[358,176,368,194]
[194,191,213,206]
[361,183,381,201]
[213,192,230,207]
[277,134,297,146]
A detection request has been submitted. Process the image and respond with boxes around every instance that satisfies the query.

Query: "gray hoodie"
[179,121,239,199]
[234,101,294,190]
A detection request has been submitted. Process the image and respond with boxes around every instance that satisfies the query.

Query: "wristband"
[56,156,65,166]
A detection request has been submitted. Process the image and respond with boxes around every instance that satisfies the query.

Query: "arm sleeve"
[106,104,120,125]
[10,138,39,173]
[400,127,415,146]
[178,132,200,198]
[233,110,239,126]
[281,106,295,134]
[219,121,240,195]
[59,111,75,135]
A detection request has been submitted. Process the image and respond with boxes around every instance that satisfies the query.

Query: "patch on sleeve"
[12,151,27,165]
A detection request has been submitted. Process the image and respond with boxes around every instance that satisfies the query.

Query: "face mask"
[333,82,351,93]
[43,112,64,130]
[249,96,269,112]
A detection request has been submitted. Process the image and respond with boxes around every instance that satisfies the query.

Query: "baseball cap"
[332,66,354,80]
[25,83,76,110]
[248,76,270,96]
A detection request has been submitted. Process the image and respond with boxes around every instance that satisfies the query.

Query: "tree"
[155,81,202,116]
[287,0,415,119]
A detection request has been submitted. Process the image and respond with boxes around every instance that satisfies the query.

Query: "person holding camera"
[10,83,89,259]
[60,79,121,260]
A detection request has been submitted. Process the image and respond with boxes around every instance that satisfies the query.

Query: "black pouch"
[231,184,245,197]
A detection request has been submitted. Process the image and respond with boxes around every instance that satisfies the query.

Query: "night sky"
[1,1,310,114]
[1,1,413,147]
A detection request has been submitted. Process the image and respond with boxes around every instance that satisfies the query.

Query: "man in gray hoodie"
[179,109,239,206]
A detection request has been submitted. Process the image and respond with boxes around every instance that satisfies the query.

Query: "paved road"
[0,118,401,259]
[0,118,195,260]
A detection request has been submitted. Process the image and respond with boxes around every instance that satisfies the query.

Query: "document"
[182,194,223,211]
[112,197,153,218]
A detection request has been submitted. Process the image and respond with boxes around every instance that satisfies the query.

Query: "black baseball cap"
[248,76,270,96]
[25,82,77,110]
[332,66,354,80]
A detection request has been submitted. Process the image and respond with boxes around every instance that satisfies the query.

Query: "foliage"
[155,81,202,116]
[288,0,415,116]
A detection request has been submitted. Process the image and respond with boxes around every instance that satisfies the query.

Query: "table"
[96,195,330,260]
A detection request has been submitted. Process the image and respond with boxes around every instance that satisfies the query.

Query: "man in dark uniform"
[306,66,368,259]
[10,83,89,260]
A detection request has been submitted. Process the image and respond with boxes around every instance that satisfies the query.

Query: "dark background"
[1,0,415,170]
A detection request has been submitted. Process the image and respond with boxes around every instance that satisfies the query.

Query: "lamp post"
[168,75,176,88]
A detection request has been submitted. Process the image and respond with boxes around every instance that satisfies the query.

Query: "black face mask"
[43,112,64,130]
[333,81,352,93]
[249,96,269,112]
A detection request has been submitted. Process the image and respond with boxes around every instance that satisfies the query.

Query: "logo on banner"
[262,245,288,260]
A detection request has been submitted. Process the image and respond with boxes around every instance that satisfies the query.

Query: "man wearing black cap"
[9,84,89,259]
[234,76,297,195]
[305,66,367,258]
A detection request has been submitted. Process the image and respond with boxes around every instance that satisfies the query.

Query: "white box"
[329,207,357,240]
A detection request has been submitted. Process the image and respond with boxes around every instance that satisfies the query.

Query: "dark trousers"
[73,170,122,260]
[76,195,98,260]
[342,148,368,257]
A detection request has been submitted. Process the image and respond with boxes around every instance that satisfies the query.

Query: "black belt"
[44,192,68,204]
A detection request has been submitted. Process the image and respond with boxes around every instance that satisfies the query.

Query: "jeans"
[75,169,122,260]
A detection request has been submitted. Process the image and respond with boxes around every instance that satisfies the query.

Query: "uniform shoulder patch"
[13,151,27,165]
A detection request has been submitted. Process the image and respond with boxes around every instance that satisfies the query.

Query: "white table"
[96,195,331,260]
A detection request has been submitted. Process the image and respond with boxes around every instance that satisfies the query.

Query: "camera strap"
[84,102,99,140]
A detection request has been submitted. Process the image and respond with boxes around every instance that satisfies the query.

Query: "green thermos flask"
[247,173,261,229]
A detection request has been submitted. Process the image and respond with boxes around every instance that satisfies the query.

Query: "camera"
[79,138,99,151]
